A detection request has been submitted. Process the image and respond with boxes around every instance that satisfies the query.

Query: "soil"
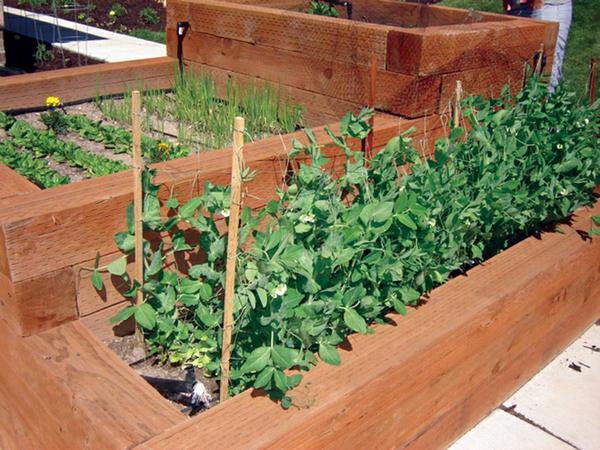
[106,334,220,415]
[1,31,102,75]
[4,0,166,34]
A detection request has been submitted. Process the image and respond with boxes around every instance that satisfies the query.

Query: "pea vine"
[96,79,600,407]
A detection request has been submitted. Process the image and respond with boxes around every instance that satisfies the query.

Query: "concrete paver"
[3,5,166,62]
[450,410,573,450]
[450,322,600,450]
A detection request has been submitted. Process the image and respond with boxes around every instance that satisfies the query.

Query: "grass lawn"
[440,0,600,99]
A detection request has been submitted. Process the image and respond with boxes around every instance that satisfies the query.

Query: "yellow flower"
[158,142,170,152]
[109,10,116,16]
[45,96,61,108]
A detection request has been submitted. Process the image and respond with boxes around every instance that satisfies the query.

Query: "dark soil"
[106,334,220,415]
[2,31,101,75]
[5,0,166,34]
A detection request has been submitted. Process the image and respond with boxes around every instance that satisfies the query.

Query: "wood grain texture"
[0,319,184,449]
[387,19,548,76]
[168,30,440,117]
[0,57,175,112]
[139,201,600,450]
[0,163,40,200]
[166,0,389,69]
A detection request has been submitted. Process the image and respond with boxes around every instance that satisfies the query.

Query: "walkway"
[450,320,600,449]
[3,6,166,63]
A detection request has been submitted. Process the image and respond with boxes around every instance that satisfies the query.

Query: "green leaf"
[165,197,179,209]
[319,343,341,365]
[179,197,203,219]
[253,366,275,389]
[592,215,600,226]
[196,304,219,328]
[91,270,104,291]
[240,346,271,374]
[115,232,135,252]
[286,373,303,389]
[392,298,407,316]
[107,256,127,277]
[134,303,157,329]
[257,287,268,307]
[343,308,367,334]
[271,345,297,370]
[146,250,163,277]
[281,395,292,409]
[110,305,136,324]
[396,213,417,230]
[273,369,290,392]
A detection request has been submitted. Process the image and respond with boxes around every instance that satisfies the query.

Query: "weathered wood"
[0,163,40,200]
[0,57,175,112]
[166,0,389,69]
[132,91,144,311]
[387,19,548,76]
[168,30,440,117]
[139,201,600,450]
[0,318,184,448]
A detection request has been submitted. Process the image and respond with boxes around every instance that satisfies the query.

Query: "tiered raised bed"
[1,2,594,449]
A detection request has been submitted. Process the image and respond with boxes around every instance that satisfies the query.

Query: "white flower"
[427,219,436,227]
[299,213,316,224]
[190,381,212,408]
[584,118,590,125]
[560,188,568,196]
[576,122,583,128]
[399,185,406,192]
[220,209,230,218]
[272,283,287,297]
[557,143,564,150]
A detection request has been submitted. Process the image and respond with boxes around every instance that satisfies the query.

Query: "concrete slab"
[450,410,573,450]
[503,322,600,450]
[3,6,165,62]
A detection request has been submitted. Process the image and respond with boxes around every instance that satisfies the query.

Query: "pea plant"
[98,79,599,407]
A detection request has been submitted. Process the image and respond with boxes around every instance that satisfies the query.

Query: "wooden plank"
[79,301,132,342]
[0,163,40,200]
[0,57,175,112]
[166,0,389,69]
[438,62,524,113]
[169,30,440,117]
[0,318,184,448]
[187,61,363,126]
[139,201,600,449]
[387,19,548,76]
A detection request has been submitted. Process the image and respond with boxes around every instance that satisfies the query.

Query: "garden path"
[3,5,165,63]
[450,320,600,450]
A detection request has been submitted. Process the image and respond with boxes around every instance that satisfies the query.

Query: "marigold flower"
[158,142,170,152]
[45,96,61,108]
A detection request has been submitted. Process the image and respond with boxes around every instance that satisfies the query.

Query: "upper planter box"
[167,0,558,118]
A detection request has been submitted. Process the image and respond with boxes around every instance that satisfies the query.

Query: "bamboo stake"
[220,116,245,401]
[453,80,463,129]
[366,54,377,163]
[132,91,144,341]
[589,57,597,104]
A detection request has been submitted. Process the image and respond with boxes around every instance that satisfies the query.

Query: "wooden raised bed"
[1,184,598,448]
[166,0,559,119]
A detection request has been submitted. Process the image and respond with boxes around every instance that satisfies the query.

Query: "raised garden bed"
[0,1,596,447]
[167,0,558,119]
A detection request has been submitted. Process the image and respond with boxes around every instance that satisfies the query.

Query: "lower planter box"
[1,198,598,448]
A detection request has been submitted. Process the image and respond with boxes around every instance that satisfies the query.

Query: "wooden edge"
[0,57,176,112]
[0,317,185,448]
[0,163,40,200]
[137,201,600,449]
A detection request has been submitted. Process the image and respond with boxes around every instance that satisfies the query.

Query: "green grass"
[95,69,303,150]
[440,0,599,98]
[128,29,166,44]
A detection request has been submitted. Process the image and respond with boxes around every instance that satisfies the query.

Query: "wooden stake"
[132,91,144,340]
[453,80,463,129]
[220,116,245,401]
[534,43,545,76]
[589,57,597,104]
